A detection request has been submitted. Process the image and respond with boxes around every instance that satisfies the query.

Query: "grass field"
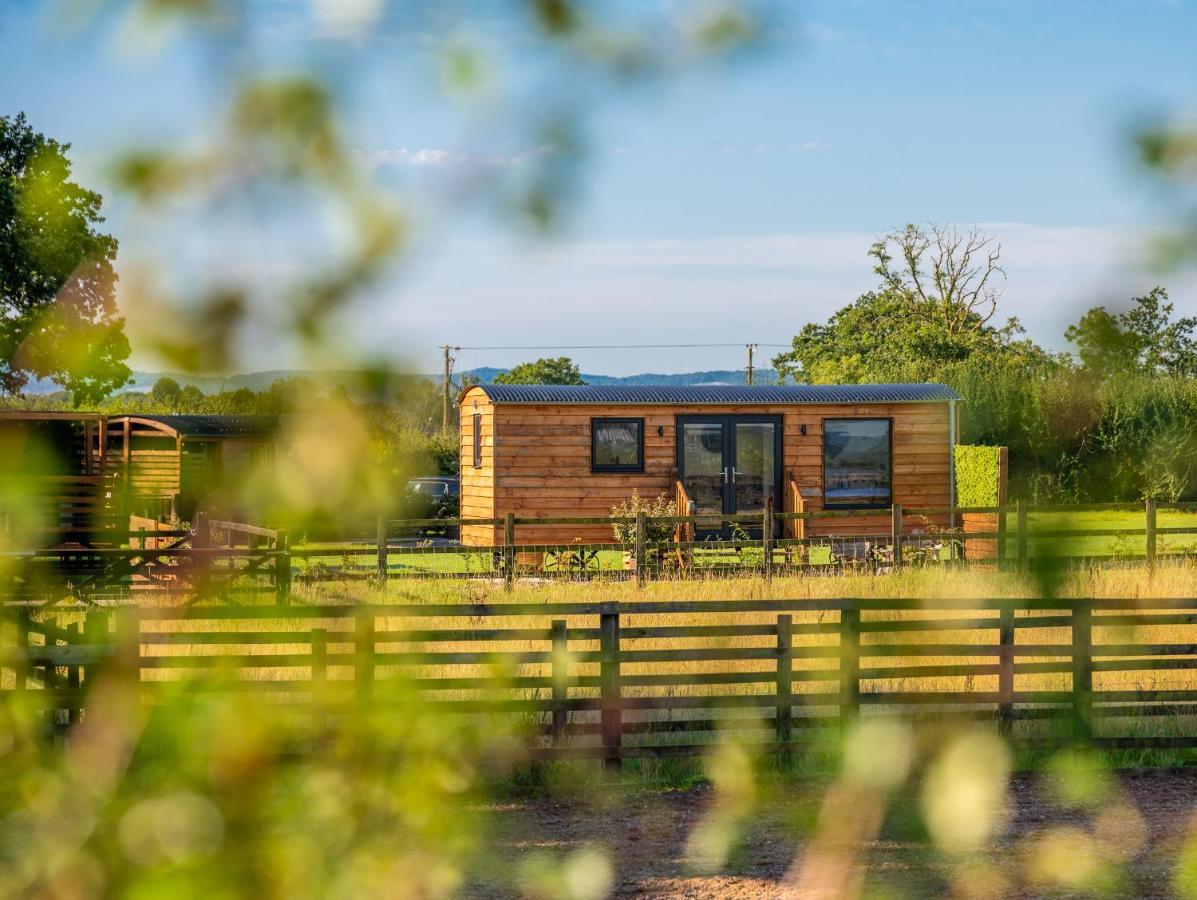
[287,508,1197,579]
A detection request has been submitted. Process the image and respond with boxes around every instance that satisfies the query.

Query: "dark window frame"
[821,417,894,510]
[591,417,646,473]
[472,413,483,469]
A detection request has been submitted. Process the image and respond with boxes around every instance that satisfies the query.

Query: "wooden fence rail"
[7,597,1197,766]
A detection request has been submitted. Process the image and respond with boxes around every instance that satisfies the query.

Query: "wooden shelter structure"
[105,415,280,521]
[458,384,961,547]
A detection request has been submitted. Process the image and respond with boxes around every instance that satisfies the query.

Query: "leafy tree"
[0,113,130,403]
[773,224,1054,383]
[1065,287,1197,378]
[149,376,183,407]
[492,356,586,385]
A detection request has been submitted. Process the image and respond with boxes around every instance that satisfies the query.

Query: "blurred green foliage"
[953,445,1003,507]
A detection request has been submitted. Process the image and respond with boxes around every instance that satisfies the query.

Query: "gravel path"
[467,770,1197,898]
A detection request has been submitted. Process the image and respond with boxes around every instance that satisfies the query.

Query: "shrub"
[610,490,676,545]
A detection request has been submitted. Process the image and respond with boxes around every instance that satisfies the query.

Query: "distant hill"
[21,366,780,396]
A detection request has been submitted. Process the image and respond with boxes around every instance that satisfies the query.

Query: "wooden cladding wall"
[459,392,497,546]
[458,392,953,546]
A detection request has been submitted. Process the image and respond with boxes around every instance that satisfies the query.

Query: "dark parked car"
[401,476,460,538]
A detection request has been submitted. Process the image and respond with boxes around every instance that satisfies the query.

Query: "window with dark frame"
[591,417,645,473]
[822,418,892,508]
[472,413,482,468]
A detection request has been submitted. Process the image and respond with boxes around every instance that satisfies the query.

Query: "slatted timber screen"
[7,598,1197,765]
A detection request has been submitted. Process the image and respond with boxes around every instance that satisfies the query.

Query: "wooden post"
[376,514,389,583]
[634,512,646,587]
[776,614,792,747]
[839,606,860,733]
[891,503,903,568]
[67,621,82,725]
[998,605,1014,736]
[503,512,515,592]
[762,503,774,582]
[599,607,622,774]
[113,608,140,684]
[355,610,374,706]
[275,530,291,606]
[1072,602,1093,742]
[193,511,211,595]
[1145,498,1157,569]
[1016,499,1028,569]
[551,619,568,745]
[996,502,1008,570]
[14,609,30,696]
[311,627,327,735]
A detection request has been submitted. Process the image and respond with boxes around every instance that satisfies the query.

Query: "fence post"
[599,606,622,774]
[15,609,30,696]
[776,614,792,748]
[634,512,646,587]
[1016,499,1028,569]
[1072,602,1093,742]
[193,511,211,595]
[891,503,903,569]
[996,503,1008,570]
[113,607,140,683]
[839,605,860,734]
[67,621,83,725]
[1145,498,1157,569]
[762,504,774,582]
[275,530,291,606]
[355,609,374,706]
[551,619,568,745]
[998,604,1014,736]
[503,513,516,592]
[376,514,389,583]
[84,610,108,692]
[311,627,327,736]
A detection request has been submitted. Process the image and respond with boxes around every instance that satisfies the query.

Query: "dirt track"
[467,770,1197,898]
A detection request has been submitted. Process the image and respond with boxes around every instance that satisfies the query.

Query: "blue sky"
[2,0,1196,376]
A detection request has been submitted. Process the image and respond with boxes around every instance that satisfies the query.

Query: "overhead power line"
[456,343,791,351]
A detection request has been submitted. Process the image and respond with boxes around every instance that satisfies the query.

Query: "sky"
[2,0,1196,377]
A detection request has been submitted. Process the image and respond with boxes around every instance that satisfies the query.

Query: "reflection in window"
[823,419,891,508]
[592,418,644,472]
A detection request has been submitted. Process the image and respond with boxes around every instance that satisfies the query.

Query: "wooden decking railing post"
[998,604,1014,736]
[891,504,903,568]
[275,530,291,606]
[376,514,389,583]
[599,607,622,774]
[1145,498,1157,569]
[1072,602,1093,742]
[776,614,792,747]
[1016,500,1028,569]
[634,513,646,587]
[355,610,375,706]
[551,619,568,745]
[503,513,516,592]
[839,605,860,733]
[311,627,327,735]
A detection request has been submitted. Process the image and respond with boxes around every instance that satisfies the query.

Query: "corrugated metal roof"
[474,384,961,405]
[122,415,282,438]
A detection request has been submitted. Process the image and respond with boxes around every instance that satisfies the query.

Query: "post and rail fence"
[7,597,1197,768]
[5,499,1197,605]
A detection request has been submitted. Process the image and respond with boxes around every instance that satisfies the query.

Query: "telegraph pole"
[441,345,458,432]
[745,343,757,385]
